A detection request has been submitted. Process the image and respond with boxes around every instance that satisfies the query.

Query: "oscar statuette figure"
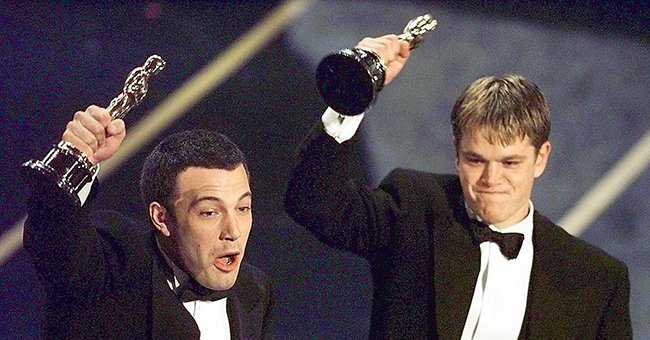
[21,55,166,205]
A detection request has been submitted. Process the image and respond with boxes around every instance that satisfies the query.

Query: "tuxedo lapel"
[519,214,574,339]
[227,294,244,340]
[227,276,264,340]
[433,183,481,340]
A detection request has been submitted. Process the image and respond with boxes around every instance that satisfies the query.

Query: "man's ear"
[149,202,172,237]
[452,136,460,167]
[534,141,552,178]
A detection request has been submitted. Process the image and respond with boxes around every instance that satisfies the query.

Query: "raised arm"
[285,35,412,260]
[23,106,126,300]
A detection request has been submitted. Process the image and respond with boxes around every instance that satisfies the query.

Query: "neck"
[155,234,192,288]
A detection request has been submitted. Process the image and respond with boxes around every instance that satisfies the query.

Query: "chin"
[473,201,499,215]
[203,272,239,291]
[210,281,235,291]
[475,209,503,225]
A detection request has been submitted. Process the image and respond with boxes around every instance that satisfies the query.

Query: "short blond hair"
[451,74,550,151]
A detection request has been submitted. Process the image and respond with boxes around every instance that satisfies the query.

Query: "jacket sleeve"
[261,273,275,340]
[284,123,406,261]
[597,264,633,339]
[23,180,124,302]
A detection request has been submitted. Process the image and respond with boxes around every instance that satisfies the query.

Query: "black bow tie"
[177,278,230,303]
[471,220,524,260]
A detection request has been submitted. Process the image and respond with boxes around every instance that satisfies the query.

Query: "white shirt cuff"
[321,107,364,144]
[78,164,100,206]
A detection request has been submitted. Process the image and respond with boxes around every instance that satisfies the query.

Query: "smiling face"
[456,126,550,228]
[151,164,252,291]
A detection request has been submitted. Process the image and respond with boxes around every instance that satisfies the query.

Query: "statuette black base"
[21,141,97,205]
[315,48,386,116]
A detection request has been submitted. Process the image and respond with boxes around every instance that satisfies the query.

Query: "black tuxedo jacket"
[284,127,631,339]
[24,181,273,339]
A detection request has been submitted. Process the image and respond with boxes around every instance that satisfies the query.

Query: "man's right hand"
[356,34,411,86]
[61,105,126,165]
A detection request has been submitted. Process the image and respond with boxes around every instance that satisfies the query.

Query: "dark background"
[1,1,648,338]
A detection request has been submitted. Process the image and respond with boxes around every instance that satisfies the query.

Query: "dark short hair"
[451,74,550,151]
[139,129,248,209]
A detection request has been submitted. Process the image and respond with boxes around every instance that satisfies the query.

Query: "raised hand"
[356,34,411,86]
[61,105,126,165]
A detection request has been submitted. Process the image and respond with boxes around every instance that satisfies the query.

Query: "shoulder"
[91,210,148,238]
[381,169,458,190]
[534,213,628,282]
[379,168,449,192]
[90,210,152,259]
[233,262,273,302]
[231,263,274,320]
[379,169,461,210]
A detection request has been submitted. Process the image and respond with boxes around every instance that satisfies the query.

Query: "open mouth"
[214,253,240,272]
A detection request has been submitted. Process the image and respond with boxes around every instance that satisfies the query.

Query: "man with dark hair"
[285,35,632,339]
[24,106,273,339]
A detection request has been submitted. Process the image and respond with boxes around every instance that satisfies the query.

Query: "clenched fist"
[355,34,411,86]
[61,105,126,164]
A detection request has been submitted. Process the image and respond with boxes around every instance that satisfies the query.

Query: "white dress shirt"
[160,246,231,340]
[460,203,534,340]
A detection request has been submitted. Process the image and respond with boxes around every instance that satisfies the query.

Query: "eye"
[238,205,252,213]
[199,211,219,217]
[503,160,521,167]
[465,156,483,165]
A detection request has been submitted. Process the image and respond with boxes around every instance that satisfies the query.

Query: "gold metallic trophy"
[315,14,437,115]
[21,55,166,205]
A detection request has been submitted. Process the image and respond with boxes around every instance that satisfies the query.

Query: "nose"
[480,162,501,186]
[220,213,241,241]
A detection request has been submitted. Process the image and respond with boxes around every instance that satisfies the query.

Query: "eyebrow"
[189,192,253,208]
[461,151,526,161]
